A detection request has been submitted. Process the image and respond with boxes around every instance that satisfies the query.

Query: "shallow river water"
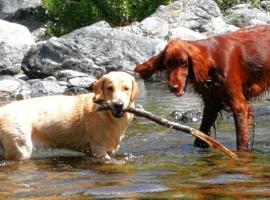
[1,82,270,199]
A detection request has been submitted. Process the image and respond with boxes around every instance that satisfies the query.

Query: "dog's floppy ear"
[130,77,139,104]
[134,52,164,80]
[186,44,212,83]
[92,76,106,101]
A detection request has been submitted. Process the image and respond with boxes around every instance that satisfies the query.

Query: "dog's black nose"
[111,100,124,118]
[168,84,178,93]
[112,100,124,111]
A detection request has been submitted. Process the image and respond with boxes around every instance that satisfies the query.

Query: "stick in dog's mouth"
[94,99,238,160]
[112,109,125,118]
[94,99,124,118]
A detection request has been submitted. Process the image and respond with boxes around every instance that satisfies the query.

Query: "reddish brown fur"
[135,25,270,151]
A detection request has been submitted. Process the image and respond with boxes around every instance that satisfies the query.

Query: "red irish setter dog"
[135,25,270,151]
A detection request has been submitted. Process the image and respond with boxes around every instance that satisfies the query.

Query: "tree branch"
[96,100,238,160]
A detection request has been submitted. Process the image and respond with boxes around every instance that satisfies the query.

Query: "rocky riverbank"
[0,0,270,104]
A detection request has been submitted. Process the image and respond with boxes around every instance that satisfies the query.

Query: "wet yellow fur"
[0,72,139,160]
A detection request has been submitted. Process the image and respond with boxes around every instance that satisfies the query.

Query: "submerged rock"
[171,105,270,124]
[84,184,169,198]
[171,110,202,123]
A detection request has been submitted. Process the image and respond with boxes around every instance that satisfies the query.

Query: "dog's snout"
[168,84,178,93]
[111,100,125,118]
[112,100,124,110]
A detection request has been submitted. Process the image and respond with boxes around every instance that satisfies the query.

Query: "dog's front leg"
[194,100,222,148]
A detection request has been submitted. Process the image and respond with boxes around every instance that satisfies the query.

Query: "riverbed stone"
[225,4,270,27]
[67,77,95,89]
[0,0,41,16]
[171,110,202,123]
[90,20,111,29]
[28,79,66,96]
[151,0,223,33]
[54,69,94,80]
[54,69,96,89]
[168,27,207,40]
[0,19,34,75]
[261,1,270,11]
[14,73,29,81]
[118,16,170,40]
[120,0,234,40]
[22,24,164,79]
[4,6,49,42]
[201,17,239,35]
[84,184,169,198]
[0,75,31,100]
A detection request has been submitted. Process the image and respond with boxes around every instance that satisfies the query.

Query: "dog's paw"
[194,138,210,149]
[91,152,111,160]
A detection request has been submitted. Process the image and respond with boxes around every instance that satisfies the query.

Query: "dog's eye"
[168,59,188,68]
[179,60,188,67]
[123,86,130,91]
[107,86,113,91]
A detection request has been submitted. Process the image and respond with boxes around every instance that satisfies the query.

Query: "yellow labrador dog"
[0,71,139,160]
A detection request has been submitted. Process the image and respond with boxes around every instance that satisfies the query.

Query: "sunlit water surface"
[0,81,270,199]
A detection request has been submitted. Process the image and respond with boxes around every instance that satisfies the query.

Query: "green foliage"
[214,0,259,12]
[42,0,99,36]
[42,0,260,36]
[42,0,172,36]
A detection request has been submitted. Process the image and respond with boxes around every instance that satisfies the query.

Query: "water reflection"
[0,82,270,199]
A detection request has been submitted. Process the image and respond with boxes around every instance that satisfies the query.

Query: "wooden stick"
[96,101,238,160]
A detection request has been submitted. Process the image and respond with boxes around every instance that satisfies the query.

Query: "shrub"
[42,0,172,36]
[214,0,259,12]
[42,0,260,36]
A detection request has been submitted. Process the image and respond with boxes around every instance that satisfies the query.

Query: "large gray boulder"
[201,17,239,35]
[5,6,49,37]
[22,23,164,78]
[225,4,270,27]
[261,1,270,11]
[0,0,41,17]
[118,17,170,40]
[0,19,34,75]
[119,0,237,40]
[151,0,223,32]
[168,26,207,40]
